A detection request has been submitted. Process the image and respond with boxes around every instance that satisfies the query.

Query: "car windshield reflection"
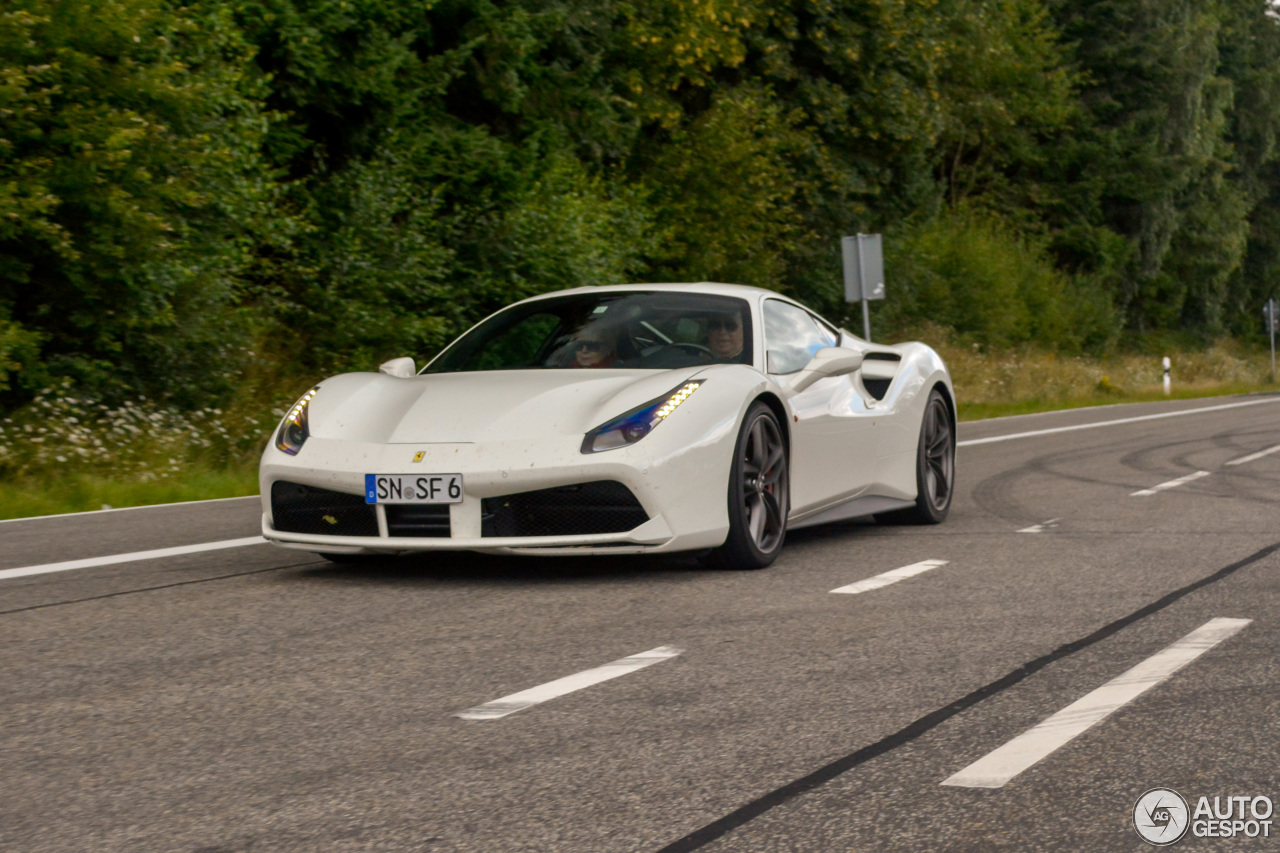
[423,291,754,373]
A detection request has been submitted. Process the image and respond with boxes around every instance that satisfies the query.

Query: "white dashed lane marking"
[1018,518,1061,533]
[453,646,683,720]
[942,618,1252,789]
[1131,471,1211,496]
[1225,443,1280,466]
[830,560,949,595]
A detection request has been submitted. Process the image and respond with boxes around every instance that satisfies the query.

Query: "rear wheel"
[708,403,789,570]
[877,388,954,525]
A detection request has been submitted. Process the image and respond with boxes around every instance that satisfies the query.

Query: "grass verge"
[0,464,259,521]
[958,381,1279,420]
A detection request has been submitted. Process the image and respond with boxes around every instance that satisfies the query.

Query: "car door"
[762,299,878,515]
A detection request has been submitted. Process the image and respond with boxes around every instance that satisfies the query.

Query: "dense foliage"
[3,0,1280,407]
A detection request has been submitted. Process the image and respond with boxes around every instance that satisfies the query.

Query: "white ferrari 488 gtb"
[260,283,955,569]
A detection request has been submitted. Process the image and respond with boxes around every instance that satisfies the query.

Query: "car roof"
[518,282,789,304]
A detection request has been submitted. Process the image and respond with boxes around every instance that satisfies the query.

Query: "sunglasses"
[575,340,608,352]
[707,318,741,332]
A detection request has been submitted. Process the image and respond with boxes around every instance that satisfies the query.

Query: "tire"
[708,402,790,570]
[877,388,955,525]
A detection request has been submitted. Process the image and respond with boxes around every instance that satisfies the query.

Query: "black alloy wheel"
[879,388,955,525]
[920,391,956,516]
[709,402,789,570]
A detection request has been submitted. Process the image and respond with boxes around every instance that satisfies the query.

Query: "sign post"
[842,234,884,341]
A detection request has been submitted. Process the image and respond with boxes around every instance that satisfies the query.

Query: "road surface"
[3,394,1278,851]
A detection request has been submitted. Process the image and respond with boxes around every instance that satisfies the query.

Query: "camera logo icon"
[1134,788,1191,846]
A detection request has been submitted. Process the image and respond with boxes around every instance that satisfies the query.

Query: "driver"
[706,309,748,363]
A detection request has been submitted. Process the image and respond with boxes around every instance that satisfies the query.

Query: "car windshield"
[424,291,754,373]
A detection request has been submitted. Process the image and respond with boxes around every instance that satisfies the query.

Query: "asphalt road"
[3,394,1279,852]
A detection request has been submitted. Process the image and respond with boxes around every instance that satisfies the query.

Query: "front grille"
[482,481,649,538]
[271,481,378,537]
[386,504,451,538]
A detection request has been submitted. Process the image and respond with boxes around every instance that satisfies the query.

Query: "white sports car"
[260,283,955,569]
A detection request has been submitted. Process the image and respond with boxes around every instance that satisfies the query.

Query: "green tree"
[232,0,655,371]
[934,0,1077,212]
[0,0,280,403]
[1216,0,1280,335]
[1045,0,1277,335]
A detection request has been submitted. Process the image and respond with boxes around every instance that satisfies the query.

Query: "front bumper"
[259,428,735,556]
[263,518,675,556]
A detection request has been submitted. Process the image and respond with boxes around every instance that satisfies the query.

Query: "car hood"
[304,367,708,445]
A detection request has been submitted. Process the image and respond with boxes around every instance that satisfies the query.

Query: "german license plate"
[365,474,463,504]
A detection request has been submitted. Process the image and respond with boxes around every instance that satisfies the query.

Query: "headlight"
[581,381,702,453]
[276,385,320,455]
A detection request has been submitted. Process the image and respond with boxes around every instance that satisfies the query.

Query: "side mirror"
[379,357,416,378]
[788,347,864,393]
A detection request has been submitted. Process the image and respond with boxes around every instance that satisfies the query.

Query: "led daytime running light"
[655,383,700,419]
[581,380,703,453]
[286,387,318,422]
[276,385,320,455]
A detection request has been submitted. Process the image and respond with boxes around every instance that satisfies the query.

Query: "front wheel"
[708,402,789,570]
[878,388,955,525]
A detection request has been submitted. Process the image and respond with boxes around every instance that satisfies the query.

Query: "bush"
[882,210,1121,353]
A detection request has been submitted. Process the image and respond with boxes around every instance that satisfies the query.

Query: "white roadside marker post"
[1266,298,1277,384]
[1163,355,1171,395]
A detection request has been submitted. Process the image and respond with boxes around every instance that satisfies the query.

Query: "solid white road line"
[0,494,259,525]
[1018,518,1061,533]
[0,536,268,581]
[1225,443,1280,466]
[1130,470,1210,496]
[830,559,949,595]
[453,646,683,721]
[957,397,1280,448]
[943,618,1252,789]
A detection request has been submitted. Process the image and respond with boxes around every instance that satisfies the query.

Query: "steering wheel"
[645,338,716,356]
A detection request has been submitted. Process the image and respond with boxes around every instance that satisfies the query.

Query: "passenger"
[569,325,619,368]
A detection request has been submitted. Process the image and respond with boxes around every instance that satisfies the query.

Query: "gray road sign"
[842,234,885,303]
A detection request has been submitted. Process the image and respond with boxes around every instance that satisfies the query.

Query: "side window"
[811,312,841,343]
[469,313,562,371]
[763,300,836,374]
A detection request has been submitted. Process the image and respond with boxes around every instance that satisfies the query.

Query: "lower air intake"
[386,504,451,538]
[270,481,378,537]
[482,481,649,538]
